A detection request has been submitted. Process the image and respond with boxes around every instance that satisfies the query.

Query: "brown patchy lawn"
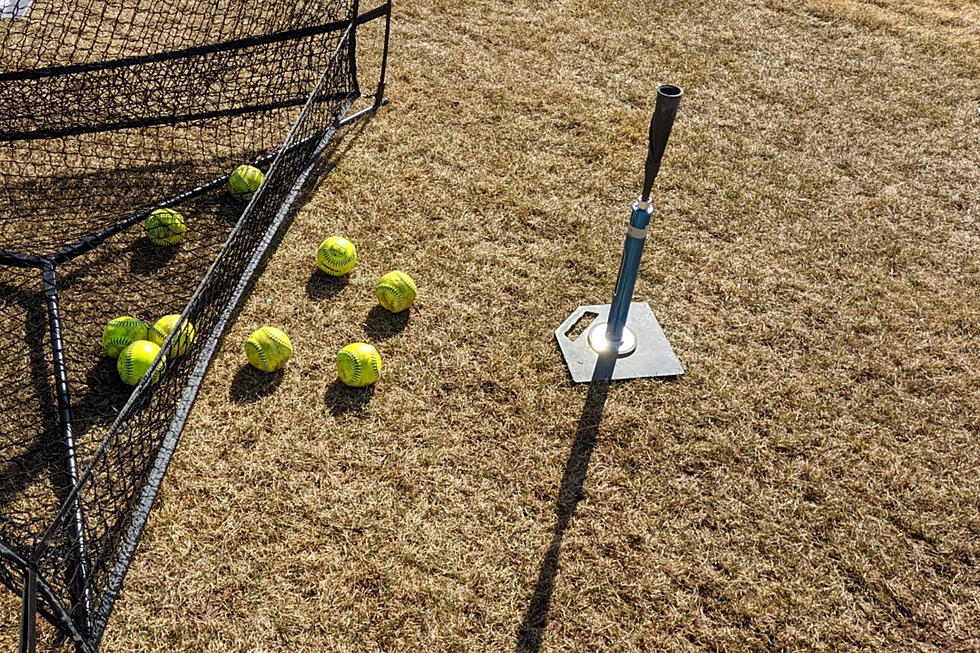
[32,0,980,650]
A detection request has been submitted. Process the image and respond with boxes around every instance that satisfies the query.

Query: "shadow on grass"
[363,304,410,341]
[0,286,61,517]
[323,378,375,415]
[214,195,249,225]
[74,356,133,426]
[229,364,283,404]
[305,269,349,300]
[127,239,180,276]
[515,354,616,653]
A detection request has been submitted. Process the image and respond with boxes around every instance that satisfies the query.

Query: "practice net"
[0,0,390,649]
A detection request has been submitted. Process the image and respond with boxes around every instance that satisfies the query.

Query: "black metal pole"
[336,97,390,128]
[18,568,37,653]
[40,264,92,638]
[4,540,95,652]
[0,249,50,269]
[348,0,361,95]
[373,0,392,110]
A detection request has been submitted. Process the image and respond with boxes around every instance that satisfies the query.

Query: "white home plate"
[1,0,32,18]
[556,302,684,383]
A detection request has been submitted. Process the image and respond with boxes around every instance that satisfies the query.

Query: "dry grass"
[19,0,980,649]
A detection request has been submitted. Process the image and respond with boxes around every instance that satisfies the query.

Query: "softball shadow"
[364,304,409,341]
[74,356,133,429]
[324,379,375,415]
[127,240,180,275]
[306,269,348,300]
[229,364,283,404]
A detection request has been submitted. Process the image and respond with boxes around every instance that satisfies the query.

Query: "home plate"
[556,302,684,383]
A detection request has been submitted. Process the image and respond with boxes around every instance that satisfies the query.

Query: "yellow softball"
[245,326,292,372]
[148,314,196,357]
[228,164,264,202]
[336,342,382,387]
[101,316,149,358]
[376,270,417,313]
[143,208,185,246]
[117,340,166,386]
[316,236,357,276]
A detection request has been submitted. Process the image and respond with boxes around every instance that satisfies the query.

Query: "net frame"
[0,1,392,650]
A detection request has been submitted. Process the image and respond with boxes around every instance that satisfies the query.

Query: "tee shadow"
[229,364,283,404]
[514,354,616,653]
[363,304,409,341]
[305,269,349,300]
[323,378,375,416]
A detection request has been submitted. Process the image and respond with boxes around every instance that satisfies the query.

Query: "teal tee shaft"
[605,200,652,345]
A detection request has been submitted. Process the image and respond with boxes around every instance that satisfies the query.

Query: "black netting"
[0,0,389,649]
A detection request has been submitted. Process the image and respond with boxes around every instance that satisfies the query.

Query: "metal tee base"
[556,302,684,383]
